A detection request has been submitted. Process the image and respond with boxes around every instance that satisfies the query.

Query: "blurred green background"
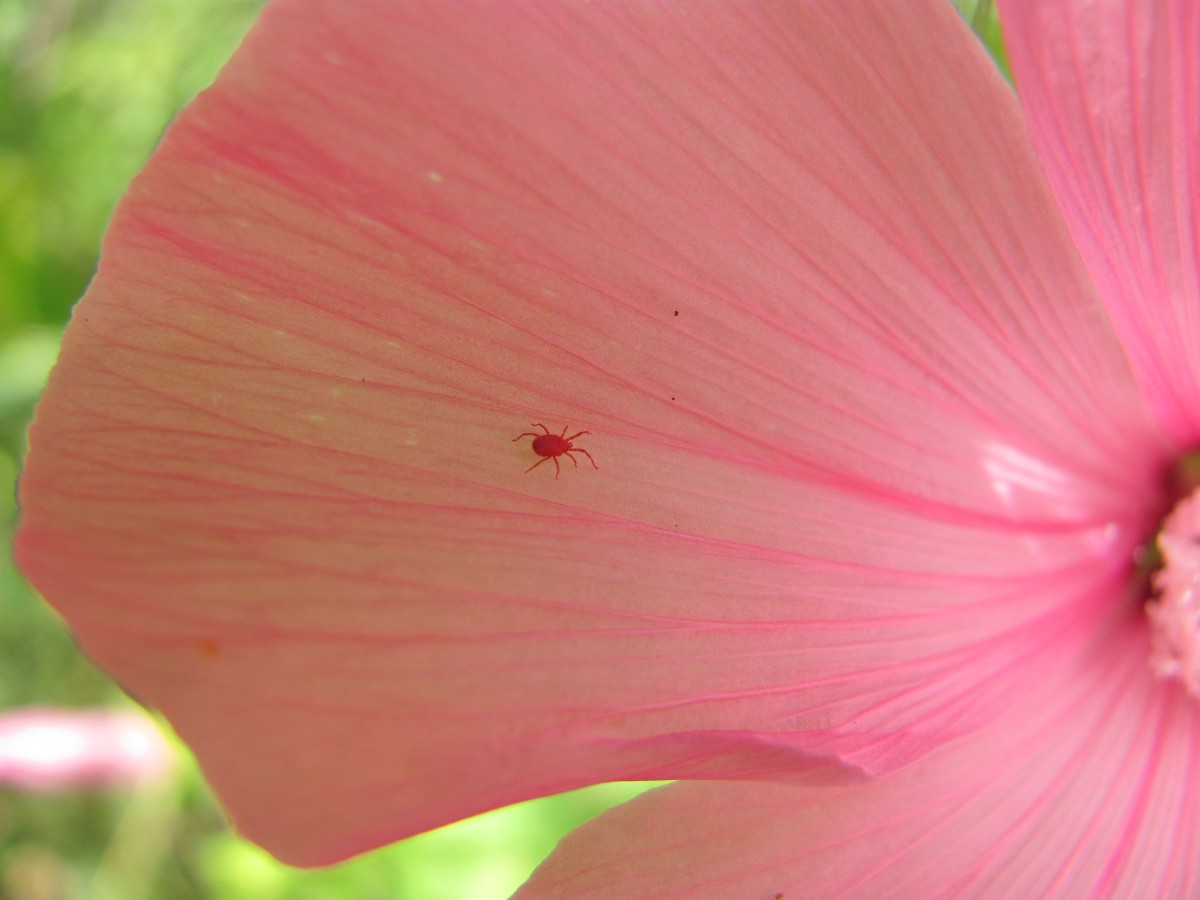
[0,1,1004,897]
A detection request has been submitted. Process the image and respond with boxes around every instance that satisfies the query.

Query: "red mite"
[512,423,598,479]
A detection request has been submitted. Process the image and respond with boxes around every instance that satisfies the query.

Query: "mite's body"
[513,423,598,479]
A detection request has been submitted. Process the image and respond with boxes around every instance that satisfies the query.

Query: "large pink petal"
[1000,0,1200,442]
[16,0,1167,863]
[519,619,1200,897]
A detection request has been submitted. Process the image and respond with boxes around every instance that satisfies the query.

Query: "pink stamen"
[1147,489,1200,697]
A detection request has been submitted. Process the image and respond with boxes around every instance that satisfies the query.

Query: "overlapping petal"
[1001,0,1200,442]
[519,618,1200,897]
[14,0,1172,864]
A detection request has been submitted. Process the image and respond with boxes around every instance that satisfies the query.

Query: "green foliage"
[0,0,266,330]
[954,0,1011,79]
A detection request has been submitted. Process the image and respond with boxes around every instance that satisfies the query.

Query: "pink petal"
[519,620,1200,897]
[15,0,1166,863]
[0,707,174,791]
[1000,0,1200,442]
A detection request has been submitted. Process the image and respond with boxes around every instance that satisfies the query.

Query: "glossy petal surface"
[15,0,1167,863]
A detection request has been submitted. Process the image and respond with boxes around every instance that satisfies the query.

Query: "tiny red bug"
[513,423,598,479]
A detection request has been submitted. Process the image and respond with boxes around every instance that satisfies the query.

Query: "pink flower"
[0,707,174,791]
[13,0,1200,893]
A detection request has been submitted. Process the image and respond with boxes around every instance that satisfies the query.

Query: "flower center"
[1146,477,1200,698]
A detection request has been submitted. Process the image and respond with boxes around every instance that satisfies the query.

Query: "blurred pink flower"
[13,0,1200,893]
[0,707,173,791]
